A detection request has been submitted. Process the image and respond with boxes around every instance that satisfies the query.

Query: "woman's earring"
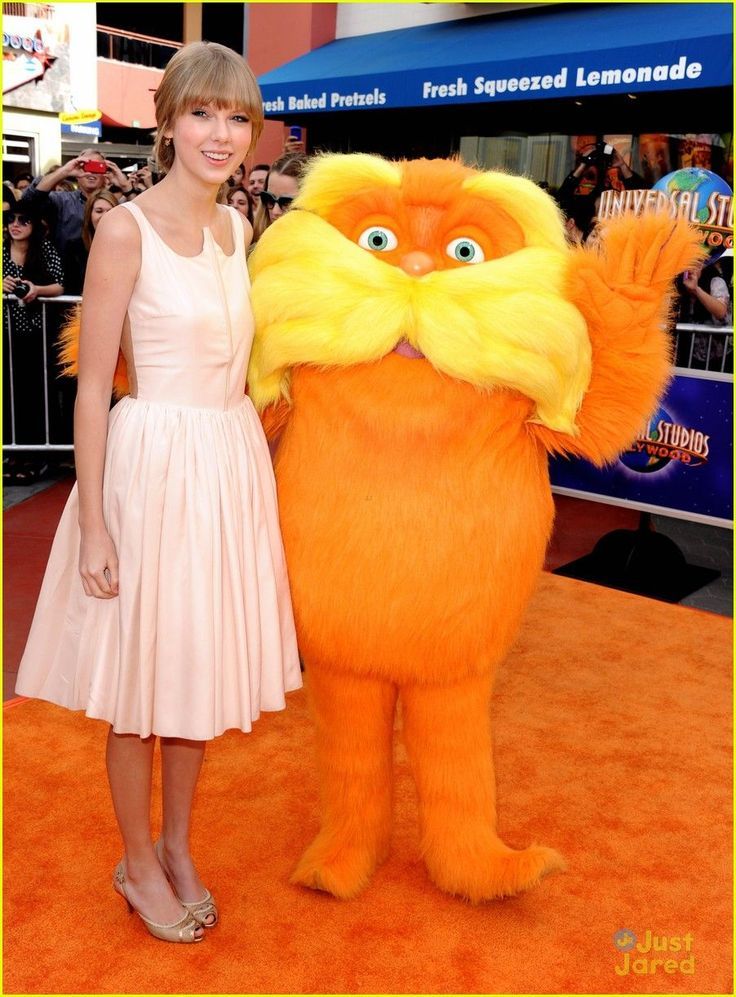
[164,138,172,147]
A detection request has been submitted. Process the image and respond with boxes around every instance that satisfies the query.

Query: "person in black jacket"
[557,137,646,227]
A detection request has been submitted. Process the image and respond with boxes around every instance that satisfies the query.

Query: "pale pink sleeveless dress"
[15,202,302,739]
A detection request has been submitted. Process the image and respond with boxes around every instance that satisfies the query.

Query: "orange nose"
[399,250,435,276]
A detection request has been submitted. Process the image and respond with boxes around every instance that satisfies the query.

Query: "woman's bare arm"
[75,207,140,598]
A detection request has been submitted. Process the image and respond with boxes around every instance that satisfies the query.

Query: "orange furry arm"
[58,303,129,399]
[258,398,292,447]
[532,213,705,466]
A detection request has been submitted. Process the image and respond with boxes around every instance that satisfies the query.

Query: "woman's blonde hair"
[153,42,264,173]
[251,152,308,244]
[81,189,119,251]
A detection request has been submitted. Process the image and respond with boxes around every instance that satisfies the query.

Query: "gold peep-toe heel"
[113,860,204,943]
[154,839,219,928]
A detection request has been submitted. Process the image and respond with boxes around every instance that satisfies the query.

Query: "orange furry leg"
[401,675,564,902]
[291,668,398,899]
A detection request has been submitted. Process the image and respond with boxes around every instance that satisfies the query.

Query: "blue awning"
[258,3,732,115]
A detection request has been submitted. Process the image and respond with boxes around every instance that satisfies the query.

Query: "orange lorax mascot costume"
[248,154,701,903]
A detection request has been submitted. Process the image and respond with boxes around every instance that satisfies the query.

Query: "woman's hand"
[79,526,119,598]
[59,157,90,180]
[682,269,699,293]
[104,159,132,193]
[133,166,153,189]
[20,280,39,303]
[3,275,18,294]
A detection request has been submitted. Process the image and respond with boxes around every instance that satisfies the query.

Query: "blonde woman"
[16,42,301,943]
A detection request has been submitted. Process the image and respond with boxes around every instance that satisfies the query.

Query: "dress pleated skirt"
[15,395,302,740]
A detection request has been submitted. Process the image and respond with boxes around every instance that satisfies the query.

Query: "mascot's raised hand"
[249,155,701,903]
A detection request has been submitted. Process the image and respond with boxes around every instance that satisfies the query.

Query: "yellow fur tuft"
[463,171,568,253]
[294,152,402,218]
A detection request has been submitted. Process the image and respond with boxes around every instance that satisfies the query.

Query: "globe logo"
[652,167,732,263]
[613,929,637,952]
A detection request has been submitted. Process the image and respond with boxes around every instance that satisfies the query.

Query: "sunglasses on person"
[259,191,294,211]
[4,212,32,226]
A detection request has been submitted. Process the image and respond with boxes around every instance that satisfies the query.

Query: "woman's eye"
[358,226,398,252]
[232,114,250,124]
[192,109,208,118]
[446,237,485,264]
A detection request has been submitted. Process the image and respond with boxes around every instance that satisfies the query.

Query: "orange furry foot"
[291,832,389,899]
[426,842,564,903]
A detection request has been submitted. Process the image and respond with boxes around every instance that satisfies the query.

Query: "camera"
[82,160,107,175]
[14,281,30,299]
[581,141,615,167]
[583,141,614,165]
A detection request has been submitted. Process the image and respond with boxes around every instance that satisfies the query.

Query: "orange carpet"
[3,478,75,694]
[3,574,732,995]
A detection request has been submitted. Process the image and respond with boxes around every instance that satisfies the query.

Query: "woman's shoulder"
[222,204,253,251]
[83,204,142,288]
[709,274,729,297]
[93,202,141,248]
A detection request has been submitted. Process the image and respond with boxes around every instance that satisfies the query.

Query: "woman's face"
[265,172,299,221]
[90,197,114,230]
[168,104,253,188]
[229,190,251,218]
[6,212,33,241]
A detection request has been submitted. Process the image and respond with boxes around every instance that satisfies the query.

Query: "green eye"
[358,226,398,252]
[446,237,485,264]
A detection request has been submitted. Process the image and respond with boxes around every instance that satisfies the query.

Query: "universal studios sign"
[598,169,734,257]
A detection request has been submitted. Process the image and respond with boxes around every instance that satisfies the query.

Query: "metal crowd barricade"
[3,293,81,452]
[2,298,733,456]
[673,322,734,374]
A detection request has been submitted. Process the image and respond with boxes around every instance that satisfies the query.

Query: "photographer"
[558,138,646,220]
[20,150,134,254]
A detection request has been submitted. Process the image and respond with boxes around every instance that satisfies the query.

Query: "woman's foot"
[117,849,205,940]
[156,838,218,927]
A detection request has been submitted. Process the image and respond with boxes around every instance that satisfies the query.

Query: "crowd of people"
[3,139,309,281]
[2,129,733,483]
[2,140,310,483]
[554,136,733,368]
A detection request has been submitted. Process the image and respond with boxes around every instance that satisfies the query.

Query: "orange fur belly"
[274,361,554,684]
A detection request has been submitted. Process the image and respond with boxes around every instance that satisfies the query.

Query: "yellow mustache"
[248,210,590,434]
